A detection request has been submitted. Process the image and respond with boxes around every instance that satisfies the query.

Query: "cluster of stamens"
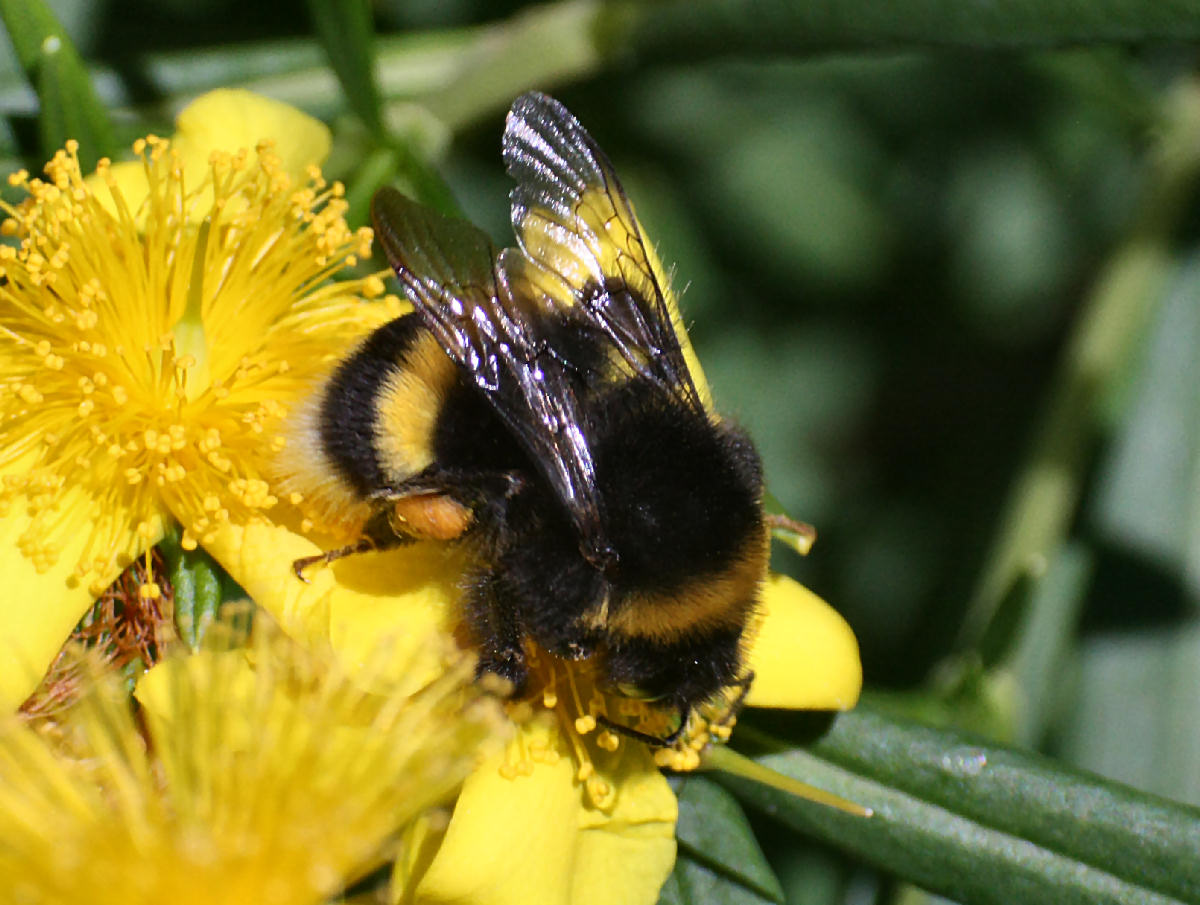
[0,137,397,594]
[497,646,740,808]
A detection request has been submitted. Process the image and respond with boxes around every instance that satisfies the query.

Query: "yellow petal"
[172,88,331,184]
[89,88,331,219]
[0,457,161,709]
[572,748,678,905]
[0,509,94,709]
[202,518,466,695]
[411,720,676,905]
[745,574,862,711]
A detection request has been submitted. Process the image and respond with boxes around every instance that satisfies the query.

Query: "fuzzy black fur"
[320,307,766,734]
[590,379,763,594]
[425,343,764,713]
[603,624,747,710]
[319,314,424,496]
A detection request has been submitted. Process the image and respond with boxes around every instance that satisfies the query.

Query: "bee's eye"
[615,683,667,702]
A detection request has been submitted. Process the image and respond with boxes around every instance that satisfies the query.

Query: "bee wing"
[371,188,612,566]
[500,91,706,411]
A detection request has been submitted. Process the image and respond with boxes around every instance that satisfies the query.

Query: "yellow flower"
[0,88,862,905]
[205,522,860,905]
[0,614,505,904]
[0,90,399,706]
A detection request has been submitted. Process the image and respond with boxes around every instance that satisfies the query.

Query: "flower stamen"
[0,133,400,590]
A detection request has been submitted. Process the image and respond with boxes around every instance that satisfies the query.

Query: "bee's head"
[580,536,619,573]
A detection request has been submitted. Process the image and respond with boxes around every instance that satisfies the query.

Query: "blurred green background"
[4,1,1200,902]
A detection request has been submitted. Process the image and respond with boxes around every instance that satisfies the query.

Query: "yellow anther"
[363,274,385,297]
[586,777,612,808]
[574,715,596,735]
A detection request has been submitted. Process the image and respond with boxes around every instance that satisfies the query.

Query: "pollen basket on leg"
[0,138,398,584]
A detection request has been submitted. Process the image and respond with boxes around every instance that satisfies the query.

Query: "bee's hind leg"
[291,509,414,582]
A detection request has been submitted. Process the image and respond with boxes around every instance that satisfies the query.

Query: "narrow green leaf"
[1058,619,1200,809]
[770,845,852,905]
[904,542,1092,745]
[388,137,462,218]
[1001,542,1093,744]
[4,1,1200,151]
[0,0,115,169]
[959,79,1200,645]
[674,776,785,904]
[344,145,400,230]
[157,530,250,650]
[627,0,1200,59]
[306,0,384,137]
[724,709,1200,905]
[658,867,684,905]
[1093,251,1200,601]
[659,851,779,905]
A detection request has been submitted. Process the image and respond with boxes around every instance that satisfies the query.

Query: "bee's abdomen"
[595,385,763,586]
[591,381,768,644]
[319,313,456,495]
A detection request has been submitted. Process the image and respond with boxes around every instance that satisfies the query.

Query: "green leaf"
[900,541,1092,745]
[157,529,250,650]
[723,708,1200,905]
[1057,618,1200,810]
[769,845,851,905]
[659,852,779,905]
[306,0,384,137]
[1000,542,1093,744]
[673,776,785,904]
[627,0,1200,59]
[1093,251,1200,601]
[0,0,115,169]
[387,136,462,218]
[959,80,1200,646]
[344,145,400,229]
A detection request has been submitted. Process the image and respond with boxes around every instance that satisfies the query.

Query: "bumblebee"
[287,93,769,744]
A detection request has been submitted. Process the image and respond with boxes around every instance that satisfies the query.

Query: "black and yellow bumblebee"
[288,93,770,744]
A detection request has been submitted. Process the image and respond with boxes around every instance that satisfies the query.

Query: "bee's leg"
[597,706,690,748]
[291,508,414,582]
[707,670,755,736]
[466,571,529,697]
[765,513,817,554]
